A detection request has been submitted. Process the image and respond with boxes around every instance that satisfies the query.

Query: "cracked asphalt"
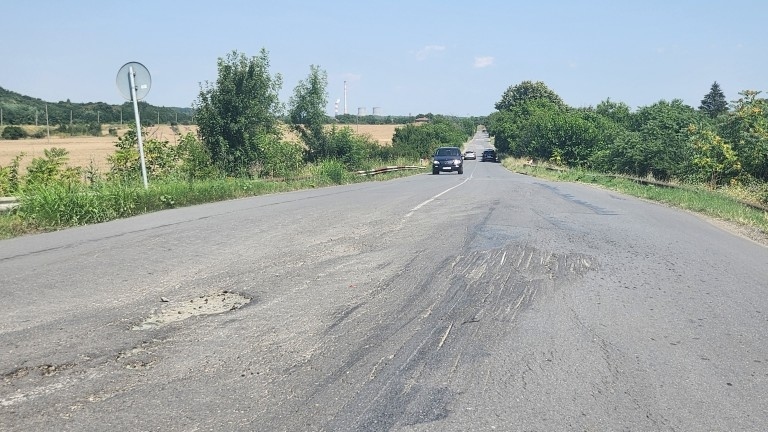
[1,132,767,431]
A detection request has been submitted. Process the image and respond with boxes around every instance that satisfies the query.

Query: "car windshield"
[436,148,460,157]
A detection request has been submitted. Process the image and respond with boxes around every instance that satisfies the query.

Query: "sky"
[2,0,765,117]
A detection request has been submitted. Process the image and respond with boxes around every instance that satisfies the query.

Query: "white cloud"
[474,56,494,68]
[414,45,446,60]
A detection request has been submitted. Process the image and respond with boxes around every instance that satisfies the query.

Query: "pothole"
[133,290,251,330]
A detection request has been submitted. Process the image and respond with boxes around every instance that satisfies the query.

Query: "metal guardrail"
[356,166,426,176]
[0,197,18,213]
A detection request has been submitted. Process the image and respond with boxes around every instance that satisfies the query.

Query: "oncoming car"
[463,150,476,160]
[432,147,464,174]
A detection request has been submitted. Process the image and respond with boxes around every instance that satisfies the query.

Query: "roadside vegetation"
[0,49,477,239]
[488,81,768,241]
[5,53,763,243]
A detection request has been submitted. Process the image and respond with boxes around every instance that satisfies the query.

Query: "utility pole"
[45,104,50,143]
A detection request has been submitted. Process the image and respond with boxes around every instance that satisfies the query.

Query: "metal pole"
[129,66,149,189]
[45,104,50,143]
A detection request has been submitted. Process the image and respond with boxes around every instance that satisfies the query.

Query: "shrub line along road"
[1,131,766,431]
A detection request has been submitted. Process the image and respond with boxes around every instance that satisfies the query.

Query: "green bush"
[317,160,348,184]
[108,127,181,181]
[55,122,102,136]
[257,137,304,179]
[25,148,80,186]
[0,154,24,195]
[1,126,27,140]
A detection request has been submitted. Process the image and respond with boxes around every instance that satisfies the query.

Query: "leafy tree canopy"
[495,80,565,112]
[288,65,330,162]
[628,99,701,180]
[719,90,768,181]
[594,98,632,128]
[194,49,284,175]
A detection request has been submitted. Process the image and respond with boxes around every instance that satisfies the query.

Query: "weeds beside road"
[0,165,425,240]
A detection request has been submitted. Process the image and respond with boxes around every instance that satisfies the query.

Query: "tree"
[194,49,283,175]
[1,125,26,140]
[288,65,330,162]
[631,99,701,180]
[699,81,728,118]
[687,124,741,187]
[595,98,632,128]
[485,110,515,153]
[495,80,565,112]
[497,101,609,166]
[392,118,470,159]
[719,90,768,181]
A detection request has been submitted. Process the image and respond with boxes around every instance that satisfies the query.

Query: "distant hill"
[0,86,194,126]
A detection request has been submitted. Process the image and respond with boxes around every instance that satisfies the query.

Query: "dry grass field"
[0,124,401,172]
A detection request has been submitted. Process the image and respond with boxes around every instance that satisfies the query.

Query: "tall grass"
[1,159,425,237]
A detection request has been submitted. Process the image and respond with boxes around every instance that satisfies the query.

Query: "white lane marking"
[405,175,471,218]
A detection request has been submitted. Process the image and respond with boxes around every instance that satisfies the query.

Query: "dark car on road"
[432,147,464,174]
[481,149,498,162]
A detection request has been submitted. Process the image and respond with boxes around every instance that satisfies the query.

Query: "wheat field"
[0,124,401,172]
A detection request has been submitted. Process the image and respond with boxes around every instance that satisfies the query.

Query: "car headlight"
[454,159,461,166]
[432,161,439,165]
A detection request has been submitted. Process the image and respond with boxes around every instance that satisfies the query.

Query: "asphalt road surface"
[1,131,767,431]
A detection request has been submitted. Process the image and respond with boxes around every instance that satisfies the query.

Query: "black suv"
[432,147,464,174]
[481,149,498,162]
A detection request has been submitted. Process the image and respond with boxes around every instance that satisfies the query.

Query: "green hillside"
[0,86,194,126]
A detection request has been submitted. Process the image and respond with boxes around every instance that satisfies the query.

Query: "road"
[1,131,767,431]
